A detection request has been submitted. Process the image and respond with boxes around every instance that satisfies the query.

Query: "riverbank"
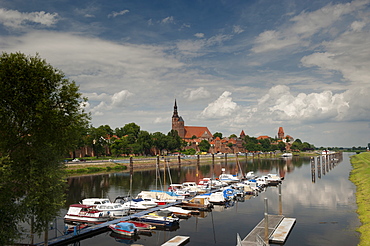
[65,152,319,176]
[350,151,370,246]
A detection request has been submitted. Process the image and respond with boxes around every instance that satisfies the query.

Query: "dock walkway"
[40,201,182,246]
[239,215,295,246]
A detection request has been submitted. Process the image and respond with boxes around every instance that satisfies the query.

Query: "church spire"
[173,99,179,118]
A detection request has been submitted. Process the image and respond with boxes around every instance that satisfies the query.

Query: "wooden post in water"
[311,157,316,183]
[317,156,321,179]
[212,153,215,163]
[225,153,228,165]
[130,157,133,172]
[178,155,181,168]
[279,184,282,215]
[264,198,269,244]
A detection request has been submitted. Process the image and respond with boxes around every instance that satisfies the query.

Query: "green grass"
[66,164,127,175]
[350,152,370,246]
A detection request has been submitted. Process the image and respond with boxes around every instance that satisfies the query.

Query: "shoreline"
[64,152,318,176]
[349,152,370,246]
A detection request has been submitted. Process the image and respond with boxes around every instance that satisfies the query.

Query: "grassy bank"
[350,152,370,246]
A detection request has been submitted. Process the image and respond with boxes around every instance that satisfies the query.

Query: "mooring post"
[130,157,133,172]
[279,184,282,215]
[264,198,269,244]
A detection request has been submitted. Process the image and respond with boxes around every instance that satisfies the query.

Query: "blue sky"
[1,0,370,147]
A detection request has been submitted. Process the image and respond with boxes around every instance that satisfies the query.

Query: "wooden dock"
[161,235,190,246]
[239,215,295,246]
[40,202,182,246]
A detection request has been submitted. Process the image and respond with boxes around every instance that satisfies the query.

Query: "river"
[43,152,360,245]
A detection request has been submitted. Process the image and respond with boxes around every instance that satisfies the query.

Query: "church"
[172,100,213,142]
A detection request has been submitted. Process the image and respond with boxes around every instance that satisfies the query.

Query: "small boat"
[109,222,138,237]
[124,220,156,230]
[178,195,213,211]
[161,206,193,218]
[262,173,283,185]
[218,174,239,183]
[137,210,180,227]
[281,153,293,157]
[114,196,158,210]
[245,171,257,180]
[64,204,110,224]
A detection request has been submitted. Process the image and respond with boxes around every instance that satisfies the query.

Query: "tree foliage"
[0,52,90,244]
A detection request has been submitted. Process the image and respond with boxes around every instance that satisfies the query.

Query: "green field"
[350,152,370,246]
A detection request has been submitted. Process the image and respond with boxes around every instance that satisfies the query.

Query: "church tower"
[172,100,185,138]
[278,127,285,139]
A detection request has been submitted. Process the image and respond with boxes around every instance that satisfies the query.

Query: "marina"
[26,152,359,246]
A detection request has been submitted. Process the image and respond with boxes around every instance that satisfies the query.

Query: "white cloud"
[301,24,370,85]
[183,87,211,101]
[194,33,204,38]
[251,0,370,53]
[233,25,244,34]
[161,16,174,24]
[111,90,133,107]
[108,10,129,18]
[0,8,58,29]
[200,91,238,118]
[243,85,370,125]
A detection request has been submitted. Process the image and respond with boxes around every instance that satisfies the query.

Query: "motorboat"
[136,190,183,205]
[178,195,213,211]
[218,173,239,183]
[245,171,257,180]
[181,182,203,195]
[109,222,137,237]
[64,204,110,224]
[81,198,129,218]
[121,198,158,210]
[168,184,192,197]
[160,206,192,218]
[281,153,293,157]
[137,210,180,227]
[198,178,225,189]
[262,173,283,185]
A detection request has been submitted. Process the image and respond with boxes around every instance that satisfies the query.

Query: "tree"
[213,132,223,139]
[0,52,90,244]
[199,140,211,152]
[229,134,237,138]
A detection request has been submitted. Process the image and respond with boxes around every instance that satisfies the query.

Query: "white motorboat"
[160,206,192,218]
[281,153,293,157]
[262,173,283,185]
[64,204,110,224]
[218,174,239,183]
[81,198,129,218]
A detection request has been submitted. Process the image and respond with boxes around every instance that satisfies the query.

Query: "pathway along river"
[47,153,360,246]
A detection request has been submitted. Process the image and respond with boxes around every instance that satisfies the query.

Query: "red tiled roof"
[184,126,213,139]
[257,135,270,140]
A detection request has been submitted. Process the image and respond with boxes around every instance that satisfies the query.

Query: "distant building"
[171,100,213,143]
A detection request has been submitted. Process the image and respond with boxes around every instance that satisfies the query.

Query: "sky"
[1,0,370,148]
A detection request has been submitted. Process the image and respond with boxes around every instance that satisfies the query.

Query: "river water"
[50,152,360,246]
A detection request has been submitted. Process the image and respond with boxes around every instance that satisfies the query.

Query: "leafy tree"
[229,134,237,138]
[152,132,168,155]
[258,138,271,152]
[277,141,286,152]
[167,130,182,153]
[213,132,223,139]
[199,140,211,152]
[0,52,90,244]
[137,130,153,155]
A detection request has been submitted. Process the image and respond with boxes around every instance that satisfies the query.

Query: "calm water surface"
[54,153,360,246]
